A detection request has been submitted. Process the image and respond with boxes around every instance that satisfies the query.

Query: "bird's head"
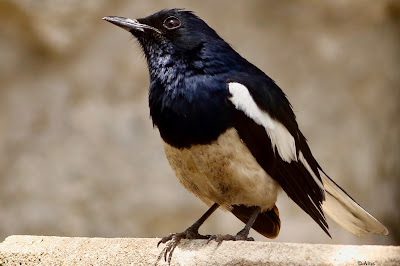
[104,9,226,59]
[103,9,239,80]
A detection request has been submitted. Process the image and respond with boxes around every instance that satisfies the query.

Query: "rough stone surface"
[0,235,399,266]
[0,0,399,246]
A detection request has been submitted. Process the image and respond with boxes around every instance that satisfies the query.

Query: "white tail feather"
[320,171,388,236]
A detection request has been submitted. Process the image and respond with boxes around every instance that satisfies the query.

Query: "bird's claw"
[157,232,185,264]
[157,229,209,264]
[157,233,175,247]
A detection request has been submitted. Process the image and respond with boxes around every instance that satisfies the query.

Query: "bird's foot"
[207,228,254,244]
[157,227,209,264]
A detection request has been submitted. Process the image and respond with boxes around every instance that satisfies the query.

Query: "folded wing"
[227,73,388,237]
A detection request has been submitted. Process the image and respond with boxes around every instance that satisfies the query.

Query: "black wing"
[227,73,330,237]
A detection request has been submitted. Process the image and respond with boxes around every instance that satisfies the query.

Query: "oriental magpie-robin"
[103,8,388,261]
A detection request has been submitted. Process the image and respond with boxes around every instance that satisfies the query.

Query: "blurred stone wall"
[0,0,399,245]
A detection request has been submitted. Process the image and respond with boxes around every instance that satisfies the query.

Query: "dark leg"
[208,206,261,243]
[157,203,219,263]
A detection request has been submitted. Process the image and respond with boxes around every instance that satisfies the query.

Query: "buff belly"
[163,128,280,212]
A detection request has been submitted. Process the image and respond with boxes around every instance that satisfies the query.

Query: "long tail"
[319,170,388,236]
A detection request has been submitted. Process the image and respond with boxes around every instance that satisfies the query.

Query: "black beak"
[102,16,161,34]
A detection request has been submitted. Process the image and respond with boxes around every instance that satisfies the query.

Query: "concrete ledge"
[0,235,398,265]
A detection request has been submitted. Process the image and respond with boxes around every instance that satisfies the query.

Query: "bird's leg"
[157,203,219,263]
[208,206,261,243]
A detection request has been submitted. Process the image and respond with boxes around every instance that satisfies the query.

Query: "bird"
[103,8,388,262]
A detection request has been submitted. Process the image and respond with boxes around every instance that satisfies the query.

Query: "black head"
[103,9,227,59]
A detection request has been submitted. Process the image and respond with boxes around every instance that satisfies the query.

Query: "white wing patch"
[228,82,325,192]
[228,82,297,163]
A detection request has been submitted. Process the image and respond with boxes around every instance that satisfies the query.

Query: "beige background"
[0,0,399,246]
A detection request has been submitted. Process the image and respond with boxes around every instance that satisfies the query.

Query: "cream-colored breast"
[163,128,280,211]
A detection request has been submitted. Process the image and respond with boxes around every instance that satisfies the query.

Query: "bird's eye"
[163,16,181,30]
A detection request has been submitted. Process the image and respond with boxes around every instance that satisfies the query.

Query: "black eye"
[163,16,181,30]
